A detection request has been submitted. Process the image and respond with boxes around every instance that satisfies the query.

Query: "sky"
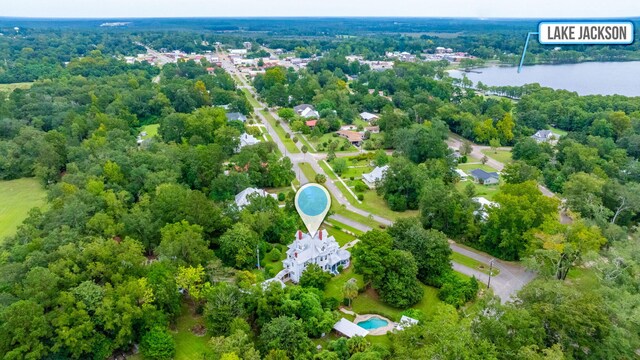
[3,0,640,19]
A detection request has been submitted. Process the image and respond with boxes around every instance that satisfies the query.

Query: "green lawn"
[0,178,47,242]
[549,126,568,137]
[324,161,418,222]
[457,163,499,173]
[140,124,159,140]
[481,149,512,164]
[325,219,364,236]
[327,228,357,247]
[171,303,210,360]
[455,180,500,201]
[324,267,364,301]
[260,110,300,154]
[451,252,500,276]
[240,88,261,108]
[308,133,356,153]
[351,284,442,322]
[319,161,338,180]
[298,162,317,183]
[0,82,33,96]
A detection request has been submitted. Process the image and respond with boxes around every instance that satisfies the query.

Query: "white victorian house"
[278,229,350,283]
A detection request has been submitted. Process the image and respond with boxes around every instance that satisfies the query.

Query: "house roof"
[234,187,270,208]
[284,229,343,266]
[472,196,498,209]
[362,165,389,184]
[396,315,419,331]
[365,126,380,132]
[226,112,247,122]
[336,130,364,143]
[306,120,317,127]
[455,169,468,178]
[239,133,260,148]
[300,107,319,119]
[360,112,379,121]
[333,318,369,338]
[294,104,315,113]
[533,130,553,138]
[470,169,499,181]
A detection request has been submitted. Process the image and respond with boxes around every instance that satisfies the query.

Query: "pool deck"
[354,314,396,335]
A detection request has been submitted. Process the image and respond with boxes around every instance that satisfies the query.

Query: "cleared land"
[0,82,33,96]
[140,123,159,139]
[481,149,512,164]
[0,178,47,241]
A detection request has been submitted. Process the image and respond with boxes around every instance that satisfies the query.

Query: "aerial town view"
[0,1,640,359]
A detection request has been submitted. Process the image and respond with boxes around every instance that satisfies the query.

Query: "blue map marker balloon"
[294,183,331,237]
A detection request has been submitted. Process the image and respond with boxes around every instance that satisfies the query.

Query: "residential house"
[279,229,351,283]
[236,133,260,152]
[455,169,468,181]
[472,196,499,221]
[340,124,358,131]
[364,126,380,134]
[336,130,364,146]
[234,187,275,208]
[531,130,555,143]
[362,165,389,189]
[305,120,318,128]
[226,112,247,123]
[294,104,320,119]
[360,112,380,122]
[470,169,500,185]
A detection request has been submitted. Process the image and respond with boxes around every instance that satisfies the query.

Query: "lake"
[448,61,640,97]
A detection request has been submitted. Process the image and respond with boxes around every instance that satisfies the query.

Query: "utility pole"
[487,259,495,289]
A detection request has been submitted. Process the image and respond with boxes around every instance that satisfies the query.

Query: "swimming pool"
[357,317,389,330]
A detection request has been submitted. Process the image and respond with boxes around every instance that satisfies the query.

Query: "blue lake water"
[297,185,328,216]
[448,61,640,96]
[357,317,388,330]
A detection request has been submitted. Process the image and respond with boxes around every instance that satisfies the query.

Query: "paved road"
[220,51,534,302]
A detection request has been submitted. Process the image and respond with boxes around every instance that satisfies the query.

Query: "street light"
[487,258,495,289]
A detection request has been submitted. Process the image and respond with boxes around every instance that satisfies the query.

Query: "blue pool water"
[357,317,388,330]
[297,185,328,216]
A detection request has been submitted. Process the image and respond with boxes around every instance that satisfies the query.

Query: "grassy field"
[260,110,300,154]
[298,162,317,183]
[171,304,210,360]
[140,124,159,139]
[455,180,500,201]
[307,133,357,153]
[0,82,33,96]
[549,126,568,137]
[481,149,512,164]
[324,267,365,301]
[0,178,47,241]
[240,88,261,108]
[457,163,499,173]
[327,228,357,247]
[451,252,499,276]
[351,284,442,322]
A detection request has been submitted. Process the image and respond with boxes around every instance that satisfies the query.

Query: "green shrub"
[357,193,364,201]
[277,192,286,201]
[354,181,368,193]
[140,327,176,360]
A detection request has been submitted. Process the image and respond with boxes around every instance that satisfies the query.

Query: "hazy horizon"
[4,0,640,19]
